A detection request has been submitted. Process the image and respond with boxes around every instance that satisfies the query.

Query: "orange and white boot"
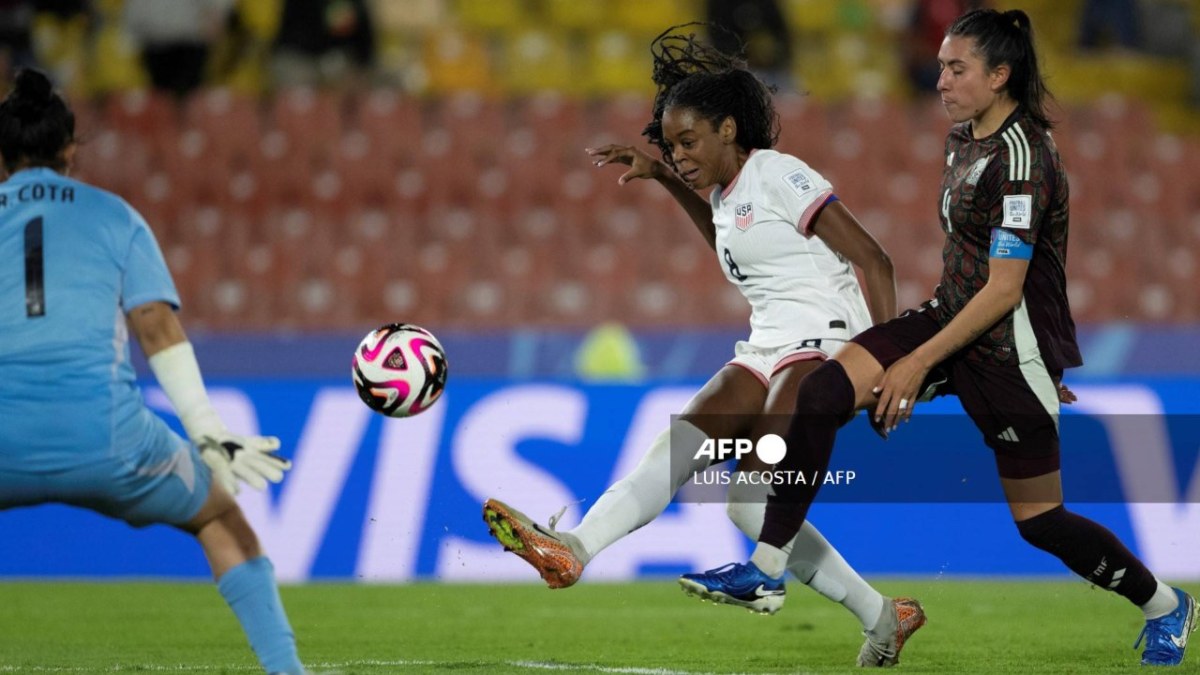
[483,498,585,589]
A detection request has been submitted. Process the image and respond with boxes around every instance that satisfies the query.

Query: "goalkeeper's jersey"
[0,167,180,471]
[710,149,872,348]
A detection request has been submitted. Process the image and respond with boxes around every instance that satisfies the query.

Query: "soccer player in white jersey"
[0,69,304,674]
[483,25,925,666]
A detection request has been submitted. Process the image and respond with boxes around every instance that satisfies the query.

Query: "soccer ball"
[352,323,449,417]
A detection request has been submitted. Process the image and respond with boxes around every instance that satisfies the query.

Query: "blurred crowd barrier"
[70,87,1200,331]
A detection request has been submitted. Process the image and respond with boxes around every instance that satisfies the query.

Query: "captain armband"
[989,228,1033,260]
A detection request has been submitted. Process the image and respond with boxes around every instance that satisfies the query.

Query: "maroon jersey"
[928,107,1081,372]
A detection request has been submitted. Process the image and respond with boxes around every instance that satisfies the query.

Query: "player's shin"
[756,360,857,570]
[217,556,304,675]
[567,419,710,563]
[1015,505,1158,605]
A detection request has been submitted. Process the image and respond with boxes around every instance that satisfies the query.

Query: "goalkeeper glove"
[199,444,240,496]
[196,432,291,492]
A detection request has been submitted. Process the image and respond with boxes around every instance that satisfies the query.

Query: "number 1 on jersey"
[24,216,45,317]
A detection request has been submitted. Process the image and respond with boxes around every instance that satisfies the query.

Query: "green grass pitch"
[0,580,1196,673]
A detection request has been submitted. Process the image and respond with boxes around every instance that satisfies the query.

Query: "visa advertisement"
[0,379,1197,582]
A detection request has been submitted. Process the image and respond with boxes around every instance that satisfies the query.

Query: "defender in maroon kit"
[682,8,1197,667]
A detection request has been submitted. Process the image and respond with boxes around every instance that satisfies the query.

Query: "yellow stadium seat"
[583,30,654,96]
[371,0,447,36]
[782,0,840,33]
[612,0,702,34]
[1051,54,1188,105]
[30,12,90,96]
[540,0,607,30]
[500,28,578,94]
[87,23,148,95]
[454,0,530,32]
[236,0,283,41]
[422,29,497,94]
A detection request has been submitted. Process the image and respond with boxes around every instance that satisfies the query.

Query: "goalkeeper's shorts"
[0,415,211,527]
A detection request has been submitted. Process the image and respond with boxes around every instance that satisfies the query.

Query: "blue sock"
[217,556,304,674]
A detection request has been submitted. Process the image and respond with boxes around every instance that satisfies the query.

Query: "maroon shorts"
[851,308,1062,479]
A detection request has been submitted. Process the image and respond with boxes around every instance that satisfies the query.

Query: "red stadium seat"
[69,96,104,139]
[594,94,654,138]
[269,87,344,158]
[775,94,828,155]
[515,93,586,138]
[77,129,155,200]
[529,279,594,327]
[430,92,509,153]
[182,88,263,164]
[349,88,425,159]
[447,276,524,328]
[224,244,281,328]
[103,90,178,146]
[73,86,1198,329]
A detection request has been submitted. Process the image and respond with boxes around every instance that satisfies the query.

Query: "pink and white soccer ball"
[352,323,449,417]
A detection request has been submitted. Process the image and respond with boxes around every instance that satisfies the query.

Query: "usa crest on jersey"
[734,202,754,230]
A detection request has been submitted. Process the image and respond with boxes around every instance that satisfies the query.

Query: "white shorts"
[728,337,849,388]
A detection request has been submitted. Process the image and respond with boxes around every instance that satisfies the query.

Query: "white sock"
[790,524,887,631]
[749,542,789,579]
[1142,580,1179,620]
[567,420,709,564]
[728,480,885,629]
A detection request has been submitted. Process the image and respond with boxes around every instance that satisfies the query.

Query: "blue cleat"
[678,562,786,615]
[1136,587,1198,666]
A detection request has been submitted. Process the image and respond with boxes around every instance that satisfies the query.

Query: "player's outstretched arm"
[587,143,717,249]
[128,301,292,493]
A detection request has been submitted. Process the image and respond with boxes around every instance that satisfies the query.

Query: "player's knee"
[663,419,712,478]
[793,360,855,420]
[1014,504,1066,550]
[186,480,238,532]
[190,489,262,557]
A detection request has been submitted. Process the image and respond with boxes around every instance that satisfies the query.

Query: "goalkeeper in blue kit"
[0,69,305,674]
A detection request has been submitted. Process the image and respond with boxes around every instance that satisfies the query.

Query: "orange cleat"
[857,597,927,667]
[483,498,584,589]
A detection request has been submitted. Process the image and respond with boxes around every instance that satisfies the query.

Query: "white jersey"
[710,149,872,348]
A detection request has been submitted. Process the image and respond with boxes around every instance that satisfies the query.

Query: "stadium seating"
[66,87,1199,330]
[49,0,1198,329]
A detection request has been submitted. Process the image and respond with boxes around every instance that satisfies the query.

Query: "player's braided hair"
[0,68,75,173]
[642,23,780,169]
[948,9,1056,130]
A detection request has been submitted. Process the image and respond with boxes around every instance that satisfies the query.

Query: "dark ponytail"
[947,8,1055,129]
[0,68,76,173]
[643,23,780,168]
